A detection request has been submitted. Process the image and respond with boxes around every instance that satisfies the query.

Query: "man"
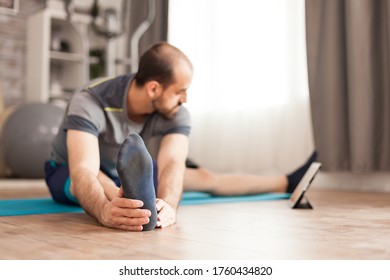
[45,42,316,232]
[45,42,192,231]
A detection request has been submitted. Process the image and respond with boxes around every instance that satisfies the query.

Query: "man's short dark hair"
[134,42,192,89]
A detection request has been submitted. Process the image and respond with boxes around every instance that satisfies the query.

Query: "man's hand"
[100,187,152,231]
[156,198,177,228]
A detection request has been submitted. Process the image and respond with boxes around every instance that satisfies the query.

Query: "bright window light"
[169,0,307,112]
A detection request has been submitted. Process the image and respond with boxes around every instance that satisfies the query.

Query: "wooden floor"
[0,180,389,260]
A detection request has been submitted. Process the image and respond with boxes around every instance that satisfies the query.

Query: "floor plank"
[0,181,389,259]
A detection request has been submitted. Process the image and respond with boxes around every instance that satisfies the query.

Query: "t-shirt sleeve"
[163,106,191,136]
[64,90,106,137]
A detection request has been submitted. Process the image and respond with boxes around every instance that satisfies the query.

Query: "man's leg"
[183,151,317,195]
[184,167,287,195]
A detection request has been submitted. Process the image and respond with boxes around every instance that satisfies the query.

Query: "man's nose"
[180,93,187,103]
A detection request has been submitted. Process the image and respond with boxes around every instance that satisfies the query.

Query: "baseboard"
[312,172,390,193]
[0,179,46,190]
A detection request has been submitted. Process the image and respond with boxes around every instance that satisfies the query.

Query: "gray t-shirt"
[50,73,191,177]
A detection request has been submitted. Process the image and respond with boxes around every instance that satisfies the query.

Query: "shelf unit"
[26,7,91,103]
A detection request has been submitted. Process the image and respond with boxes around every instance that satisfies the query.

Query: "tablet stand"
[292,194,313,209]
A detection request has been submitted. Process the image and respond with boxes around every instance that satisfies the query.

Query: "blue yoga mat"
[0,192,290,216]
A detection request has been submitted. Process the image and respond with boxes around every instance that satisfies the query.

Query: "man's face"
[153,63,192,119]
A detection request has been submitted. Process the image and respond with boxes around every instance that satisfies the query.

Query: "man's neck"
[126,81,153,123]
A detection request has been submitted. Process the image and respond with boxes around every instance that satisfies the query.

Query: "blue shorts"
[44,160,158,206]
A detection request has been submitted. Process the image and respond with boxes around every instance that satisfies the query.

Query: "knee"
[194,168,221,188]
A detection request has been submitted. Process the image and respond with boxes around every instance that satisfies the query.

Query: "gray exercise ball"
[3,103,64,178]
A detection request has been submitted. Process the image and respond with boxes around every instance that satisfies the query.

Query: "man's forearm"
[157,161,185,209]
[71,167,109,223]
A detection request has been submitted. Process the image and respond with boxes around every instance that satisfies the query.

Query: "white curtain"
[168,0,314,174]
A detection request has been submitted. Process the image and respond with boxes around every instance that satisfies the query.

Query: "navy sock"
[286,151,318,193]
[116,133,157,231]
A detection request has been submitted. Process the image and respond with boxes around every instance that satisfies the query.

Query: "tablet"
[289,162,321,209]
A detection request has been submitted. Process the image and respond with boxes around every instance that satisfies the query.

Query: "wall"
[0,0,45,107]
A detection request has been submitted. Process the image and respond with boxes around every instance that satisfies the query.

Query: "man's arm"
[67,129,151,231]
[155,133,189,228]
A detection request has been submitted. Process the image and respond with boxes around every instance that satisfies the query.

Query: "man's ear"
[145,81,162,99]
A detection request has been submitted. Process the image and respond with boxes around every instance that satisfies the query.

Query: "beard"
[153,101,182,120]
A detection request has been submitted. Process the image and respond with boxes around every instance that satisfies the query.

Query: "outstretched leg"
[117,134,157,231]
[183,151,317,196]
[184,168,288,195]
